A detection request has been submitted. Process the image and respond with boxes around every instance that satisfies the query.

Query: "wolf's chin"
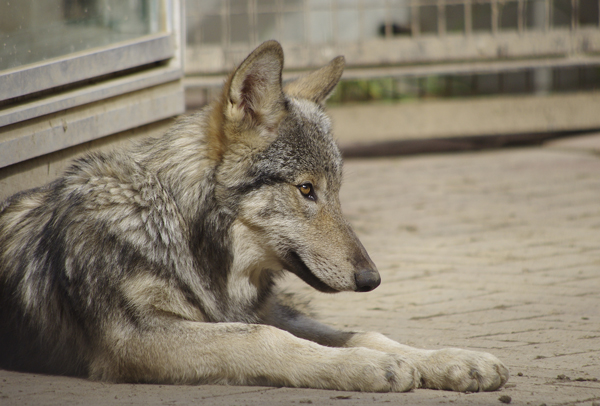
[283,251,340,293]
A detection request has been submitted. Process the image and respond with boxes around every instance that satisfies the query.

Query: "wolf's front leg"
[90,321,419,392]
[264,308,508,392]
[345,331,509,392]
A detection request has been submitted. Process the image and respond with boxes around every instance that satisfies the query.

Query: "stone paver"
[1,139,599,405]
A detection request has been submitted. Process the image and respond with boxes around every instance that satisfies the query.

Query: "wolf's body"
[0,41,508,392]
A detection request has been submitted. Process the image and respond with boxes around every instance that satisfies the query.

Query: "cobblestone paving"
[1,141,599,405]
[301,145,600,406]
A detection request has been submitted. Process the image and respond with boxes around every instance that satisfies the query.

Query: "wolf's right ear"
[224,40,285,127]
[284,56,345,105]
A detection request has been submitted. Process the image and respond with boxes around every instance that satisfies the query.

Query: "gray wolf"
[0,40,508,392]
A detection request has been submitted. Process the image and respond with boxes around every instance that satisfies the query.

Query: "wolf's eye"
[298,183,316,201]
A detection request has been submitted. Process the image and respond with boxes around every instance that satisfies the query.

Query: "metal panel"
[0,65,182,127]
[0,33,174,101]
[0,81,184,169]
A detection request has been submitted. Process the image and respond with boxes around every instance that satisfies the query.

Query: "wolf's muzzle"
[354,270,381,292]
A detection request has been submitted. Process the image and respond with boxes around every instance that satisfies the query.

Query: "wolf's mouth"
[284,251,339,293]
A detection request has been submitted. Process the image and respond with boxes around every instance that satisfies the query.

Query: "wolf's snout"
[354,270,381,292]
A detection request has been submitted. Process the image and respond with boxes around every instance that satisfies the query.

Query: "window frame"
[0,0,185,169]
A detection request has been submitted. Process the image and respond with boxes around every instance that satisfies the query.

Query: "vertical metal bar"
[465,0,473,36]
[332,0,338,44]
[438,0,446,36]
[547,0,552,30]
[222,0,229,53]
[491,0,499,35]
[192,0,202,44]
[571,0,578,30]
[358,0,365,41]
[384,0,392,38]
[249,0,257,46]
[276,0,283,40]
[532,0,546,30]
[304,0,311,45]
[411,0,421,36]
[518,0,524,33]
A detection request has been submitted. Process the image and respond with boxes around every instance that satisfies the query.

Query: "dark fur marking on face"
[234,173,288,196]
[253,108,343,189]
[284,252,338,294]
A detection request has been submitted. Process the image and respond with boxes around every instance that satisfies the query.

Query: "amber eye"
[298,183,316,201]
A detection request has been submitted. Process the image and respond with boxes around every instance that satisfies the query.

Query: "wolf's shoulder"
[64,149,146,185]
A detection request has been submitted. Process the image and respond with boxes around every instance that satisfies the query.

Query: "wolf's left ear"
[225,40,285,124]
[284,56,345,105]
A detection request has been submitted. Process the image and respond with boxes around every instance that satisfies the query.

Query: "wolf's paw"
[419,348,509,392]
[379,353,421,392]
[338,349,419,392]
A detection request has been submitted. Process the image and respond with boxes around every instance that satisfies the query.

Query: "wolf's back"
[0,149,184,376]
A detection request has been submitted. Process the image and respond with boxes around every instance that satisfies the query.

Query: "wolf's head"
[207,40,379,294]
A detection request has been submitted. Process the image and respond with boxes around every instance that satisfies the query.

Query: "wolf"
[0,40,508,392]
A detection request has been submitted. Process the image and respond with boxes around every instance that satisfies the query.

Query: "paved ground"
[1,134,599,405]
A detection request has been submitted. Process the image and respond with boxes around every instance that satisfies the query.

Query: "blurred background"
[183,0,600,152]
[185,0,600,102]
[1,0,600,197]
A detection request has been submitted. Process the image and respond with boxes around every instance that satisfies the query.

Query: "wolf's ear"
[225,40,285,125]
[284,56,345,104]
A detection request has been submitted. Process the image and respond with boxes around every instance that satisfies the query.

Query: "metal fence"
[183,0,600,146]
[185,0,600,78]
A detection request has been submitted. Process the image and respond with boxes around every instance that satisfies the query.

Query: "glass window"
[0,0,161,71]
[0,0,174,102]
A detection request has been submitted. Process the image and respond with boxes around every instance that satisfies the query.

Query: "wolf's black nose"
[354,270,381,292]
